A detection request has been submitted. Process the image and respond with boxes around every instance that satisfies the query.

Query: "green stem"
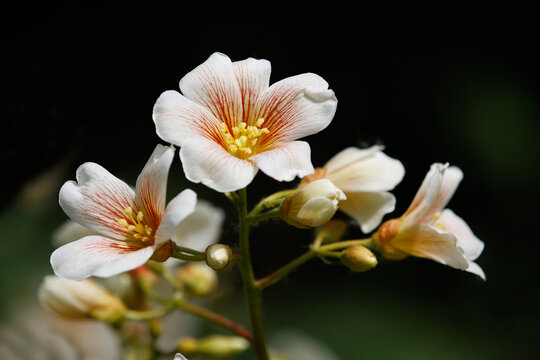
[176,299,253,342]
[237,188,270,360]
[255,250,317,290]
[319,238,372,252]
[247,207,282,226]
[123,307,172,321]
[170,248,205,262]
[249,189,296,216]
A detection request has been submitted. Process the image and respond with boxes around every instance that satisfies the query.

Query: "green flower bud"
[205,244,233,271]
[199,335,250,358]
[340,246,378,272]
[177,262,217,296]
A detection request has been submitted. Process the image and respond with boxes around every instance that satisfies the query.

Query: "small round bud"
[199,335,250,358]
[38,276,126,322]
[205,244,232,271]
[280,179,346,228]
[177,337,200,357]
[340,246,378,272]
[177,262,217,297]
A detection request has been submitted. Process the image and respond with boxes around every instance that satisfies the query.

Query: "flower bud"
[177,263,217,297]
[315,219,347,244]
[199,335,249,358]
[205,244,232,271]
[38,276,126,322]
[340,246,378,272]
[280,179,346,228]
[177,337,200,357]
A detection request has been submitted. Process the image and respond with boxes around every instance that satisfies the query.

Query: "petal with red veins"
[324,146,405,193]
[154,189,197,244]
[250,141,314,182]
[390,224,469,270]
[254,73,337,145]
[179,137,258,193]
[179,52,243,128]
[135,144,174,228]
[59,163,136,241]
[153,90,223,147]
[232,57,271,122]
[51,235,156,281]
[338,191,396,233]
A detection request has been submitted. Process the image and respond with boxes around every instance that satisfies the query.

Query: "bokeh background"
[1,2,539,359]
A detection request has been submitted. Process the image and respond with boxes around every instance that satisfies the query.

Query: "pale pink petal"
[179,137,258,192]
[338,191,396,233]
[232,57,271,123]
[153,90,224,146]
[172,200,225,251]
[250,141,314,182]
[253,73,337,146]
[465,261,486,280]
[401,163,446,229]
[134,144,174,228]
[58,163,136,240]
[435,209,484,261]
[418,166,463,223]
[154,189,197,244]
[324,146,405,192]
[179,52,243,128]
[51,235,156,280]
[390,224,469,270]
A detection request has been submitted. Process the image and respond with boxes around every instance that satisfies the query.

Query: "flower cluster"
[40,52,485,360]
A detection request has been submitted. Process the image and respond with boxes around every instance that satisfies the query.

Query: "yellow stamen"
[220,118,269,160]
[118,206,154,244]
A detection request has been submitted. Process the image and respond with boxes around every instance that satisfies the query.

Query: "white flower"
[51,144,197,280]
[153,52,337,192]
[302,146,405,233]
[373,163,485,279]
[38,276,126,322]
[281,179,346,228]
[174,354,188,360]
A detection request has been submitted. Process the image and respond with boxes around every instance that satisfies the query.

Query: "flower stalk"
[236,188,270,360]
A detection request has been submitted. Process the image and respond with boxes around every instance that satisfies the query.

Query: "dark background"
[1,2,539,359]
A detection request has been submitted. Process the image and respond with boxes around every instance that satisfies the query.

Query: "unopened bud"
[177,263,217,296]
[205,244,232,271]
[199,335,250,358]
[340,246,378,272]
[315,219,347,244]
[174,354,188,360]
[38,276,126,322]
[177,337,200,357]
[280,179,346,228]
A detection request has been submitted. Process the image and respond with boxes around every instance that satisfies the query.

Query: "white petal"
[52,220,97,247]
[51,235,156,280]
[390,224,469,270]
[172,200,225,252]
[59,163,136,241]
[154,189,197,244]
[465,261,486,280]
[179,52,243,127]
[135,144,175,227]
[338,191,396,233]
[250,141,314,182]
[324,146,405,192]
[232,57,271,122]
[418,165,463,223]
[435,209,484,260]
[153,90,223,147]
[179,138,258,192]
[254,73,337,144]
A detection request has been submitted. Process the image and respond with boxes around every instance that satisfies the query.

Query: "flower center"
[433,211,446,230]
[117,206,153,244]
[220,118,269,160]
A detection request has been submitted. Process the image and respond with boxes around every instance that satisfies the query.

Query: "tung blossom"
[51,144,197,281]
[302,146,405,233]
[153,52,337,192]
[373,163,485,279]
